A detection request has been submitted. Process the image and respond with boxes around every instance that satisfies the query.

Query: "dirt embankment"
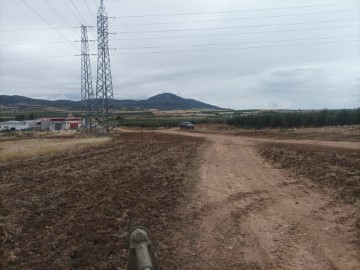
[259,143,360,203]
[0,133,204,269]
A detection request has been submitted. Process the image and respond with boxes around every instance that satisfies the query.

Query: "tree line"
[226,109,360,128]
[116,116,225,128]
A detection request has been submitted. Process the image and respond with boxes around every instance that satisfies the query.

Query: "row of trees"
[11,112,81,121]
[226,109,360,128]
[14,113,35,121]
[116,116,226,128]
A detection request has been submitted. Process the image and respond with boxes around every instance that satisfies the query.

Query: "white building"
[0,117,82,131]
[0,121,29,131]
[27,120,42,130]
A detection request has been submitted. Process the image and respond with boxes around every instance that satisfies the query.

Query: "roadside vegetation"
[232,125,360,142]
[114,109,232,127]
[0,111,82,122]
[0,135,109,163]
[116,116,226,128]
[227,108,360,128]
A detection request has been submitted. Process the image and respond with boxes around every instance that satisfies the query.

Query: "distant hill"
[0,93,222,110]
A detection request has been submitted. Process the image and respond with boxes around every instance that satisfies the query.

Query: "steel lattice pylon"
[81,25,94,133]
[95,0,115,135]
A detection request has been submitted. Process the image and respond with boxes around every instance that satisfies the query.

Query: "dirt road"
[159,129,360,269]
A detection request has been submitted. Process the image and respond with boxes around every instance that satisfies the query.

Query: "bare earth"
[1,128,359,269]
[158,129,360,270]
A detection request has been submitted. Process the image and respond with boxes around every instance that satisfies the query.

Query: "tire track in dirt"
[156,129,360,269]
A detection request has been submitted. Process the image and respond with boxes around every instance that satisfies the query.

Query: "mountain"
[0,93,222,110]
[0,95,80,108]
[118,93,222,110]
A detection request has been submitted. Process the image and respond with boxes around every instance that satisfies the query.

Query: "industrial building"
[0,121,30,131]
[47,117,82,130]
[0,117,82,131]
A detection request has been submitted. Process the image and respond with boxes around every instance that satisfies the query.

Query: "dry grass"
[0,130,79,141]
[0,137,110,163]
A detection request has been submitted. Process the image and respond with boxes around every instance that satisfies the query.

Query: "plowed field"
[0,133,204,269]
[1,127,360,269]
[259,143,360,203]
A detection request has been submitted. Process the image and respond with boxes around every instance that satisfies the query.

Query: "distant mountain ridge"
[0,93,222,110]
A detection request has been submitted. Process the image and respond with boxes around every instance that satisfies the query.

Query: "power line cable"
[0,40,73,47]
[84,0,96,21]
[3,39,358,61]
[69,0,87,24]
[113,9,358,27]
[68,0,97,41]
[20,0,79,51]
[2,55,76,62]
[116,35,359,50]
[117,10,357,34]
[62,0,83,25]
[115,18,359,35]
[63,0,96,48]
[113,39,360,55]
[83,0,98,40]
[2,23,358,47]
[92,0,101,42]
[1,15,357,33]
[93,0,99,10]
[0,26,76,32]
[0,39,97,47]
[61,0,96,45]
[1,24,358,47]
[113,2,358,18]
[44,0,79,37]
[114,24,360,41]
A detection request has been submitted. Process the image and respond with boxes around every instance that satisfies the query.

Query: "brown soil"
[234,126,360,142]
[193,124,360,142]
[259,143,360,203]
[155,129,360,269]
[0,132,204,269]
[2,127,360,269]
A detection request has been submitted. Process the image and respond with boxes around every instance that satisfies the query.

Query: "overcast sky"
[0,0,359,109]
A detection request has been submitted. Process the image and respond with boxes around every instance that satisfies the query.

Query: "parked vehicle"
[179,122,195,130]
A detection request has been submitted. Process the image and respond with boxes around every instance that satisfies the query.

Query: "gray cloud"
[0,0,359,109]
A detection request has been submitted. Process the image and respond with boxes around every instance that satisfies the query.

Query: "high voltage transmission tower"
[95,0,115,135]
[80,25,94,134]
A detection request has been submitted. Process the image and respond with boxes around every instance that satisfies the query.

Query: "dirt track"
[1,129,359,269]
[158,129,360,269]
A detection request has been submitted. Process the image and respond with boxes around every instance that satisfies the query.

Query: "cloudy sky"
[0,0,359,109]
